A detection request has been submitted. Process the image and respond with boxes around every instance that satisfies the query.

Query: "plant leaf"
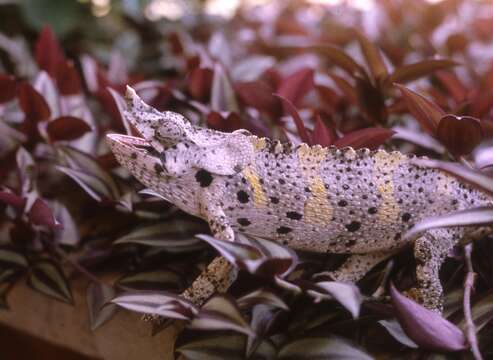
[114,220,206,251]
[307,281,362,318]
[436,115,483,156]
[410,158,493,197]
[405,206,493,240]
[111,290,197,320]
[379,319,418,348]
[390,283,467,352]
[0,74,16,103]
[34,25,64,77]
[237,288,289,311]
[0,246,28,268]
[333,128,394,149]
[395,84,445,135]
[189,294,255,336]
[311,45,367,78]
[278,336,373,360]
[277,68,314,107]
[27,198,61,229]
[47,116,92,142]
[87,282,117,331]
[177,335,276,360]
[386,59,458,87]
[311,114,335,147]
[211,62,239,112]
[28,260,73,304]
[274,94,311,144]
[355,30,388,81]
[235,81,280,115]
[117,269,182,291]
[18,82,51,122]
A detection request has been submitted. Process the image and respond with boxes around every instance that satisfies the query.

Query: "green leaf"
[87,282,117,331]
[28,260,73,304]
[177,334,276,360]
[0,247,28,268]
[114,220,206,251]
[117,269,182,290]
[278,336,373,360]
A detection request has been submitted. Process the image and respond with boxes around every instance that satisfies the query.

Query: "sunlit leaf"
[390,284,467,352]
[231,55,275,82]
[237,288,289,310]
[87,282,117,331]
[310,45,367,78]
[28,260,73,304]
[278,336,373,360]
[211,62,239,112]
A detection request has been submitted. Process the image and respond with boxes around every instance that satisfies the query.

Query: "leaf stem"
[463,244,482,360]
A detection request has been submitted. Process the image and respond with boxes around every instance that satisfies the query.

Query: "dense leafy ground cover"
[2,0,493,358]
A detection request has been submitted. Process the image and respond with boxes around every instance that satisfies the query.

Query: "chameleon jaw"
[106,133,162,168]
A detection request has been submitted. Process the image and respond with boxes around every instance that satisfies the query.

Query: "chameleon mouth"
[106,133,159,157]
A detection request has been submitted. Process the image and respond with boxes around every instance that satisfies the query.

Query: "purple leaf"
[277,68,314,107]
[111,290,197,320]
[27,198,61,229]
[307,281,362,318]
[189,294,255,336]
[436,115,483,156]
[311,114,336,147]
[390,283,467,352]
[386,59,458,87]
[47,116,92,142]
[278,336,373,359]
[237,288,289,310]
[404,206,493,240]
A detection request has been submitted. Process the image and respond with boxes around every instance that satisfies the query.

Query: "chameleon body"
[107,86,491,312]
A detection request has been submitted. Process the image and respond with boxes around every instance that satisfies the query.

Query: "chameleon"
[107,86,491,313]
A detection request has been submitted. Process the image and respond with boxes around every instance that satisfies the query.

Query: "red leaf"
[207,111,244,132]
[28,198,61,229]
[274,94,311,144]
[188,67,213,101]
[436,115,483,156]
[0,74,16,103]
[17,82,51,122]
[311,115,336,147]
[390,284,467,352]
[0,191,26,210]
[235,81,281,115]
[385,60,458,87]
[435,71,467,104]
[395,83,445,135]
[277,68,314,107]
[333,128,395,150]
[355,30,388,81]
[35,25,65,78]
[47,116,92,142]
[56,61,82,95]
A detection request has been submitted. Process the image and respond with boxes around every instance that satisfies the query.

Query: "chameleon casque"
[107,86,491,313]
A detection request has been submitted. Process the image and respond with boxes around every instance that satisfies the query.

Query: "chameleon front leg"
[327,251,394,283]
[182,197,238,305]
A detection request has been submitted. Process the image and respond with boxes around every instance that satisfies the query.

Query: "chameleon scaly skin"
[107,86,491,312]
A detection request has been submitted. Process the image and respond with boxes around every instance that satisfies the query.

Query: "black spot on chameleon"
[270,197,280,204]
[154,163,164,175]
[277,226,292,234]
[237,218,251,226]
[195,169,213,187]
[402,213,412,222]
[345,221,361,232]
[286,211,302,220]
[237,190,249,203]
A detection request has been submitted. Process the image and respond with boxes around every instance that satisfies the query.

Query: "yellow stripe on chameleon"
[297,144,333,225]
[373,151,405,223]
[242,166,268,206]
[251,136,267,151]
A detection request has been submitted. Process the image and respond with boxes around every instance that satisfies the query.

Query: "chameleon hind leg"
[182,197,238,305]
[327,251,394,283]
[407,228,462,313]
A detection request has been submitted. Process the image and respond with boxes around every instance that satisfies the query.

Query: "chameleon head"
[106,86,257,190]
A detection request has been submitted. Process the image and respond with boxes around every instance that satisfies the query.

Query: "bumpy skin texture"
[107,86,491,313]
